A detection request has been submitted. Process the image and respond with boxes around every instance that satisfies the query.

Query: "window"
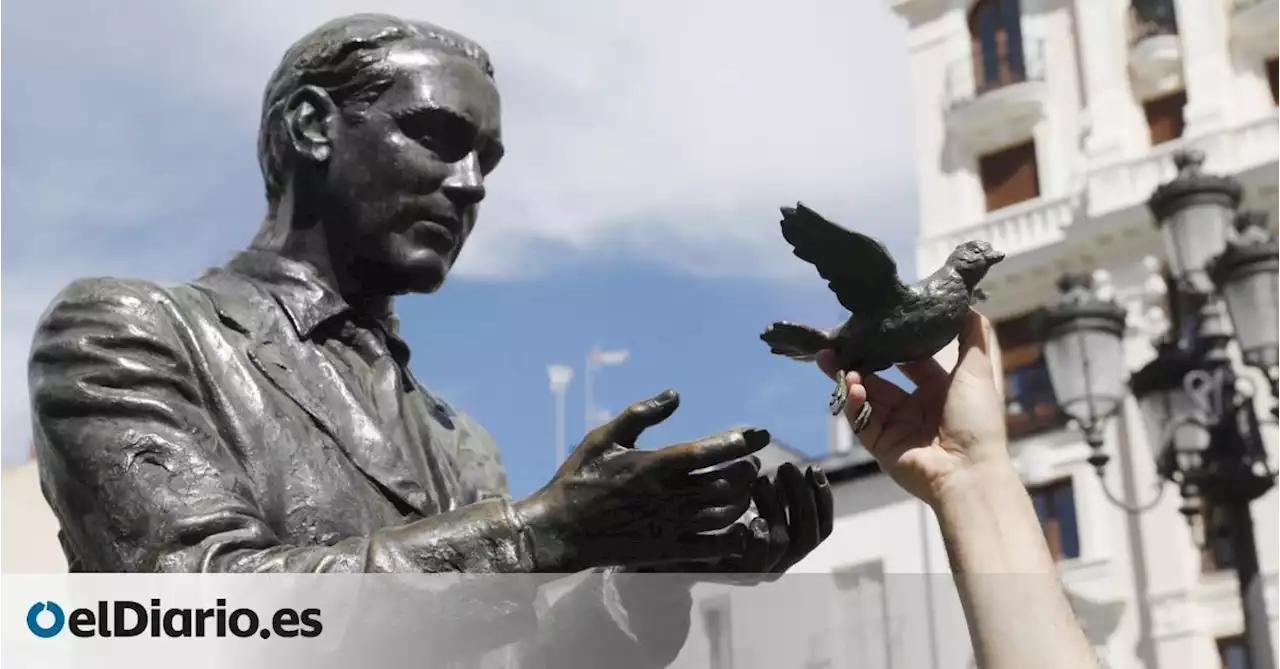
[1200,499,1237,573]
[1217,636,1250,669]
[702,597,733,669]
[1267,58,1278,107]
[1144,90,1187,146]
[1028,479,1081,561]
[995,311,1066,438]
[979,141,1040,212]
[969,0,1027,93]
[1129,0,1178,43]
[835,561,893,669]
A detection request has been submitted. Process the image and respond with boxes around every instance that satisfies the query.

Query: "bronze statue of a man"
[28,13,832,666]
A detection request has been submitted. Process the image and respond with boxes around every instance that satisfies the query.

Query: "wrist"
[510,494,577,573]
[927,457,1022,514]
[928,458,1060,575]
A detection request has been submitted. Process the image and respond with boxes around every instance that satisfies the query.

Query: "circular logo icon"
[27,601,66,638]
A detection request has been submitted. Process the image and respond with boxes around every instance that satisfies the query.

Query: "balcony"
[917,194,1075,280]
[1085,111,1280,219]
[1230,0,1279,59]
[944,37,1050,155]
[1127,0,1183,100]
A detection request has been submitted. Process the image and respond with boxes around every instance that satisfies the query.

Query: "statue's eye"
[394,108,476,163]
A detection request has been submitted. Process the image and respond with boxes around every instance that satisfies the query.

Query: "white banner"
[2,572,988,669]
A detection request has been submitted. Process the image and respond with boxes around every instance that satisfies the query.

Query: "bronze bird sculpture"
[760,203,1005,432]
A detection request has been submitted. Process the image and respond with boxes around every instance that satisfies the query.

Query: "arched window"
[968,0,1026,93]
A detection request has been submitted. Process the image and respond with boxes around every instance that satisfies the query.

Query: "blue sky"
[1,0,917,497]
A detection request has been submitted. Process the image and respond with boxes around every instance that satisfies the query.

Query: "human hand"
[631,462,834,583]
[513,390,770,573]
[816,309,1009,507]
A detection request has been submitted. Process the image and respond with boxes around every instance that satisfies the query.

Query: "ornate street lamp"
[1211,210,1280,409]
[1147,149,1242,297]
[1039,274,1129,466]
[1128,340,1214,517]
[1040,148,1278,669]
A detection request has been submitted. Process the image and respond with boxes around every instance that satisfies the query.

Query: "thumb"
[954,309,995,382]
[815,350,840,381]
[597,390,681,447]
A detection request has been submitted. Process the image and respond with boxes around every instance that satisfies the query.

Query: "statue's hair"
[257,13,495,204]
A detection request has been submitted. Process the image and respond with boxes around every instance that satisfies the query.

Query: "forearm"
[931,461,1099,669]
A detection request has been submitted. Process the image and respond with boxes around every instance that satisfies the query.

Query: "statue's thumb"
[601,390,680,446]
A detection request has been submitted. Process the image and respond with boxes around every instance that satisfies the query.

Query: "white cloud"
[6,0,916,276]
[1,0,917,460]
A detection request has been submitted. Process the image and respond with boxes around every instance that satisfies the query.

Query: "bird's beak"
[989,250,1006,264]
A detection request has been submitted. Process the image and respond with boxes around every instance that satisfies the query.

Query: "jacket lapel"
[198,269,432,517]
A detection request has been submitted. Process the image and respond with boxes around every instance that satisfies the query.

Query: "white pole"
[547,364,574,466]
[554,387,567,465]
[584,348,597,435]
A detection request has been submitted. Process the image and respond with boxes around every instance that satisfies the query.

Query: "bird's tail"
[759,322,833,361]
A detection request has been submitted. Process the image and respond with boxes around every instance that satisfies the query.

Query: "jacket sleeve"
[29,277,535,575]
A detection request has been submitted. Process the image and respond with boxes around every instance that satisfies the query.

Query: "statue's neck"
[249,191,390,316]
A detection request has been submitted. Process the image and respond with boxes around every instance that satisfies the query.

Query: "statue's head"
[947,240,1004,284]
[259,14,503,295]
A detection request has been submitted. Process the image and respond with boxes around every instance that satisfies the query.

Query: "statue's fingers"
[656,525,751,563]
[808,466,834,541]
[653,428,771,474]
[598,390,680,446]
[684,496,755,534]
[673,457,761,505]
[774,463,819,573]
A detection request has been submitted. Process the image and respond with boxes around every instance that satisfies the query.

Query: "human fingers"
[898,357,948,390]
[954,309,995,381]
[598,390,680,447]
[652,428,771,474]
[858,372,909,408]
[816,349,840,380]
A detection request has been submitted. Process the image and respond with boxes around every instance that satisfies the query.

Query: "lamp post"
[547,365,574,465]
[1039,149,1279,669]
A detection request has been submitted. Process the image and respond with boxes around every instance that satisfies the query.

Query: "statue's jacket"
[29,250,682,667]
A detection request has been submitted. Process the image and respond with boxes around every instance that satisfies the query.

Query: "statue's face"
[321,43,503,295]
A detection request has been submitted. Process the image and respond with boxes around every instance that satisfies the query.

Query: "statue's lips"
[407,217,461,251]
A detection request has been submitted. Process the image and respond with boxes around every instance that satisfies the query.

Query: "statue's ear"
[283,85,338,164]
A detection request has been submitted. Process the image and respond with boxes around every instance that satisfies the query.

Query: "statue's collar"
[225,249,386,339]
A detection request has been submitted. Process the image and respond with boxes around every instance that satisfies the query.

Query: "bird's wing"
[780,203,909,318]
[760,322,834,361]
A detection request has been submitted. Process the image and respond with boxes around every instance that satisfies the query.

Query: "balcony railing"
[1129,0,1179,44]
[917,194,1075,279]
[945,37,1045,110]
[1086,111,1279,218]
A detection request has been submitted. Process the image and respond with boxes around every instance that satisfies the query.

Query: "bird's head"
[947,240,1005,285]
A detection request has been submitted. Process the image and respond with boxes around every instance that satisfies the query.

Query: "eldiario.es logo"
[27,599,322,639]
